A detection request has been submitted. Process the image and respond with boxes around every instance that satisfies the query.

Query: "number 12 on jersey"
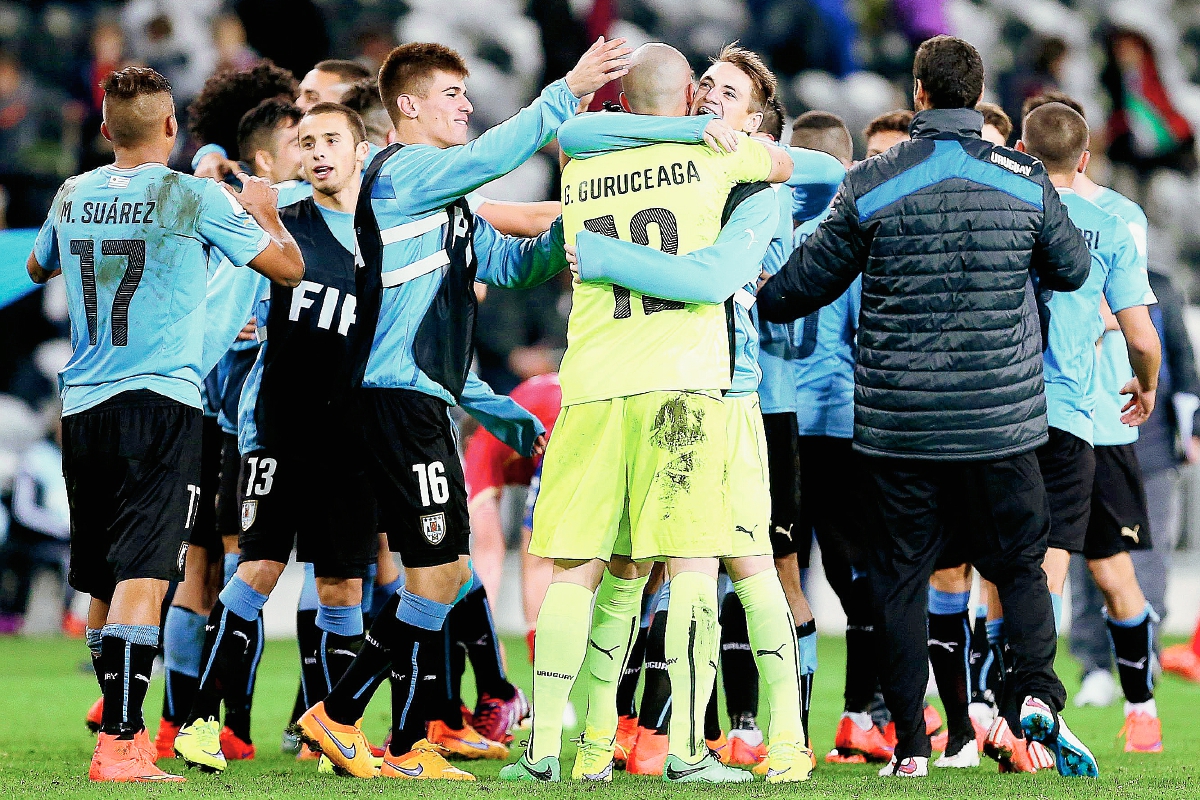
[583,210,685,320]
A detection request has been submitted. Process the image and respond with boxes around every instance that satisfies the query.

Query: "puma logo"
[744,229,758,249]
[928,639,957,654]
[1117,657,1147,670]
[588,640,620,660]
[774,524,794,541]
[735,525,756,539]
[1121,525,1141,543]
[756,643,787,661]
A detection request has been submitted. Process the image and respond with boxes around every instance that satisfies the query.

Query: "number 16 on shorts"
[413,461,448,544]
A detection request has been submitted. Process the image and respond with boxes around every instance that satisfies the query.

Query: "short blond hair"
[712,44,776,113]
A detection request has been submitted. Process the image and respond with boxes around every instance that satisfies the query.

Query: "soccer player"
[156,97,305,763]
[27,66,303,782]
[500,42,799,784]
[1018,98,1165,753]
[978,101,1012,146]
[863,110,912,157]
[297,38,630,782]
[296,59,372,111]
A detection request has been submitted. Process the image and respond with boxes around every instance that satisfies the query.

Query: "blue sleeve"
[198,180,272,267]
[577,188,778,304]
[191,143,228,172]
[32,214,58,274]
[785,146,846,223]
[558,113,709,159]
[473,214,567,288]
[380,80,578,214]
[202,257,268,375]
[1103,219,1157,314]
[459,373,546,457]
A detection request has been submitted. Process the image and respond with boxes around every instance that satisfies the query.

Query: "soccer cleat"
[499,752,560,782]
[663,752,753,783]
[829,715,893,762]
[931,730,948,752]
[297,702,376,779]
[281,728,302,755]
[625,726,669,775]
[219,726,256,760]
[752,741,814,783]
[380,740,475,780]
[933,737,979,768]
[154,719,180,760]
[614,714,638,768]
[571,736,615,782]
[968,703,994,752]
[1074,670,1117,708]
[1028,740,1055,770]
[296,743,321,760]
[1019,697,1098,777]
[133,728,158,764]
[1119,712,1162,753]
[1161,644,1200,683]
[425,719,508,760]
[925,704,944,735]
[90,733,186,782]
[86,697,104,733]
[174,717,226,773]
[878,755,928,777]
[727,727,767,765]
[706,731,730,763]
[984,716,1039,772]
[472,689,529,744]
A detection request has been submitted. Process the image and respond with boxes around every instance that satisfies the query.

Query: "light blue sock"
[1051,593,1063,635]
[655,581,671,613]
[1105,603,1153,627]
[928,589,970,615]
[223,553,239,587]
[163,606,206,677]
[220,575,269,622]
[297,563,319,612]
[317,603,364,637]
[986,618,1004,645]
[396,588,453,631]
[86,626,103,658]
[361,564,378,617]
[102,623,160,646]
[372,575,404,618]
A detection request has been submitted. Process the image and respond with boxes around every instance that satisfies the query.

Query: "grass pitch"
[1,633,1197,799]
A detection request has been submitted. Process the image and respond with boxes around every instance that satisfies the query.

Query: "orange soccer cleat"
[829,715,893,763]
[984,716,1052,773]
[1120,712,1163,753]
[1161,644,1200,683]
[613,715,638,768]
[706,731,730,763]
[625,726,669,775]
[726,732,767,765]
[154,719,180,760]
[379,740,475,780]
[90,732,185,783]
[297,702,376,778]
[425,719,508,760]
[219,726,256,760]
[86,697,104,733]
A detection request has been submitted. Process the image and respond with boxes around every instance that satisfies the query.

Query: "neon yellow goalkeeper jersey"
[559,137,771,406]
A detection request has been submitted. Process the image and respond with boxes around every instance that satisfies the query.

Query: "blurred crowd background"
[2,0,1200,638]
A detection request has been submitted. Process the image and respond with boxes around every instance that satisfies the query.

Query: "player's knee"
[315,577,363,607]
[236,560,284,594]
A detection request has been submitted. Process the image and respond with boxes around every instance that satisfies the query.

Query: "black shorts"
[794,435,866,570]
[62,390,202,602]
[1084,444,1153,560]
[359,389,471,569]
[1036,427,1095,553]
[763,413,802,557]
[188,416,224,552]
[237,417,377,579]
[215,432,242,543]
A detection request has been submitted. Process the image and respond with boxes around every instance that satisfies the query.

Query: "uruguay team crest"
[241,500,258,531]
[421,512,446,544]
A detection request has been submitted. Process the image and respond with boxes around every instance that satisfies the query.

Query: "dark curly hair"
[187,60,298,157]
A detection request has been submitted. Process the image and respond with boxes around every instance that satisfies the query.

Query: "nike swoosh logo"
[666,764,707,779]
[528,763,554,780]
[766,768,786,778]
[459,738,491,750]
[314,717,356,760]
[395,764,423,777]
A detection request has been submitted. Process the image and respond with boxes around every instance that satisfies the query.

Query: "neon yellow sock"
[734,570,804,746]
[665,571,718,761]
[581,571,649,747]
[529,581,594,762]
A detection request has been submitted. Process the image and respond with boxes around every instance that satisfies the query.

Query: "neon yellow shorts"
[725,393,772,559]
[530,391,730,562]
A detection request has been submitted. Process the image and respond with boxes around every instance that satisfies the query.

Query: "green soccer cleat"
[174,717,227,773]
[571,737,615,782]
[663,752,753,784]
[499,753,560,782]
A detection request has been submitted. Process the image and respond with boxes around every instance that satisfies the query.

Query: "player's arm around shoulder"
[460,372,547,457]
[204,173,304,288]
[558,112,710,159]
[472,213,567,290]
[1032,164,1090,293]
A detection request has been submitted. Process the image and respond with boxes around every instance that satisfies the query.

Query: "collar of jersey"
[102,162,165,173]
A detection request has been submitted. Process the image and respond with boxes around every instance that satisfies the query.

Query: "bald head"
[620,43,693,116]
[101,66,176,149]
[1021,102,1089,176]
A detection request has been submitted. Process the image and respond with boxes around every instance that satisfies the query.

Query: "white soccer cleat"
[934,738,980,768]
[1073,670,1117,708]
[878,755,928,777]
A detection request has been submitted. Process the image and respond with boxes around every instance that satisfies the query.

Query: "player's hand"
[230,173,280,222]
[702,117,739,154]
[1119,377,1156,426]
[196,151,240,181]
[565,243,581,284]
[756,269,771,291]
[565,37,632,98]
[237,317,258,342]
[532,433,548,457]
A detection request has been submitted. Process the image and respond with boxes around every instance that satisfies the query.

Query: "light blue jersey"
[32,164,270,415]
[756,184,801,412]
[1045,190,1155,445]
[791,207,860,438]
[361,80,578,401]
[1088,186,1151,447]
